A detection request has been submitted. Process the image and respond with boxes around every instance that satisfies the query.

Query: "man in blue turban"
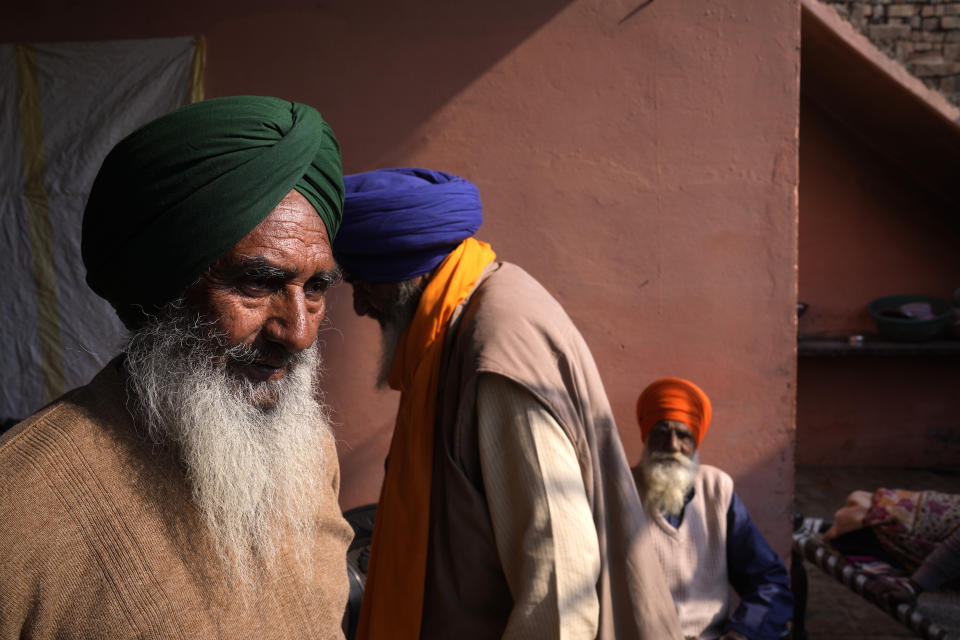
[335,168,681,640]
[0,96,352,638]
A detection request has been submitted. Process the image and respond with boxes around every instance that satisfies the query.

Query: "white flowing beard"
[376,319,407,389]
[641,448,699,517]
[375,278,425,389]
[123,304,330,590]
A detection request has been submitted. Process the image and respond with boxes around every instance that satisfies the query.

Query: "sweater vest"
[648,464,734,640]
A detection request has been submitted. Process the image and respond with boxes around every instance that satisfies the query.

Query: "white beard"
[640,449,699,518]
[123,305,330,591]
[374,278,426,389]
[376,318,407,389]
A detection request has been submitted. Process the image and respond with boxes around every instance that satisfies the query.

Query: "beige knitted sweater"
[646,464,735,640]
[0,360,352,639]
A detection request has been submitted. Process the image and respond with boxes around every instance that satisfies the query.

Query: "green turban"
[82,95,344,329]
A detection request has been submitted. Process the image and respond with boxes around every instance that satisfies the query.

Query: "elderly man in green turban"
[0,96,351,639]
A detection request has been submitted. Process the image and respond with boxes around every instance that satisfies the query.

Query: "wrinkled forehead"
[227,191,330,259]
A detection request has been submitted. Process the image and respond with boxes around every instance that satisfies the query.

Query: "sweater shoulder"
[0,365,134,547]
[696,464,735,508]
[0,386,97,485]
[0,388,112,614]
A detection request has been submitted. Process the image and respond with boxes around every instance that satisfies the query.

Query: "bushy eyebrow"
[234,256,342,286]
[652,423,693,437]
[237,257,291,280]
[316,265,343,287]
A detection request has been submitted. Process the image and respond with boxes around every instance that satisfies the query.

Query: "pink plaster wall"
[797,97,960,466]
[798,99,960,335]
[4,0,801,554]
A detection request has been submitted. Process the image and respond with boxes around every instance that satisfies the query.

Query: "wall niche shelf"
[798,335,960,357]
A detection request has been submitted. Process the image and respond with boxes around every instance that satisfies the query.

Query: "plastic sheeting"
[1,37,199,424]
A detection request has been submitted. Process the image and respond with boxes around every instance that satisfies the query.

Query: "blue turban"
[333,168,483,282]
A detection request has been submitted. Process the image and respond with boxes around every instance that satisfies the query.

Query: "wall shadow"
[2,0,576,172]
[202,0,578,172]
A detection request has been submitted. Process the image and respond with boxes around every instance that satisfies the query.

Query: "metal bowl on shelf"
[867,294,954,342]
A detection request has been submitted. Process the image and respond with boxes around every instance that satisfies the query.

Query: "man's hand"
[864,576,921,608]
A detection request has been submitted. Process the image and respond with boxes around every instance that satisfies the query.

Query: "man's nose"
[666,431,682,453]
[264,288,321,354]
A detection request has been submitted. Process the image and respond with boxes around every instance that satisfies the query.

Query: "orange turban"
[636,377,712,446]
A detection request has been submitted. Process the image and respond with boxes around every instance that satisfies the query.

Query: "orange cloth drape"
[356,237,496,640]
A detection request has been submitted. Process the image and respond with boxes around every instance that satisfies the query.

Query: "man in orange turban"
[633,378,792,640]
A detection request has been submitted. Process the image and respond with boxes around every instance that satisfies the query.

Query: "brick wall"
[827,1,960,105]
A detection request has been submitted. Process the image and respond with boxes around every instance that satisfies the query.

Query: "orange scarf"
[356,238,496,640]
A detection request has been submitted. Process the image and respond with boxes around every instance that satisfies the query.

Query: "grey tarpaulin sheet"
[1,37,197,423]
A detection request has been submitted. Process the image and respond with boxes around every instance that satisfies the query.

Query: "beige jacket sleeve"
[476,373,601,640]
